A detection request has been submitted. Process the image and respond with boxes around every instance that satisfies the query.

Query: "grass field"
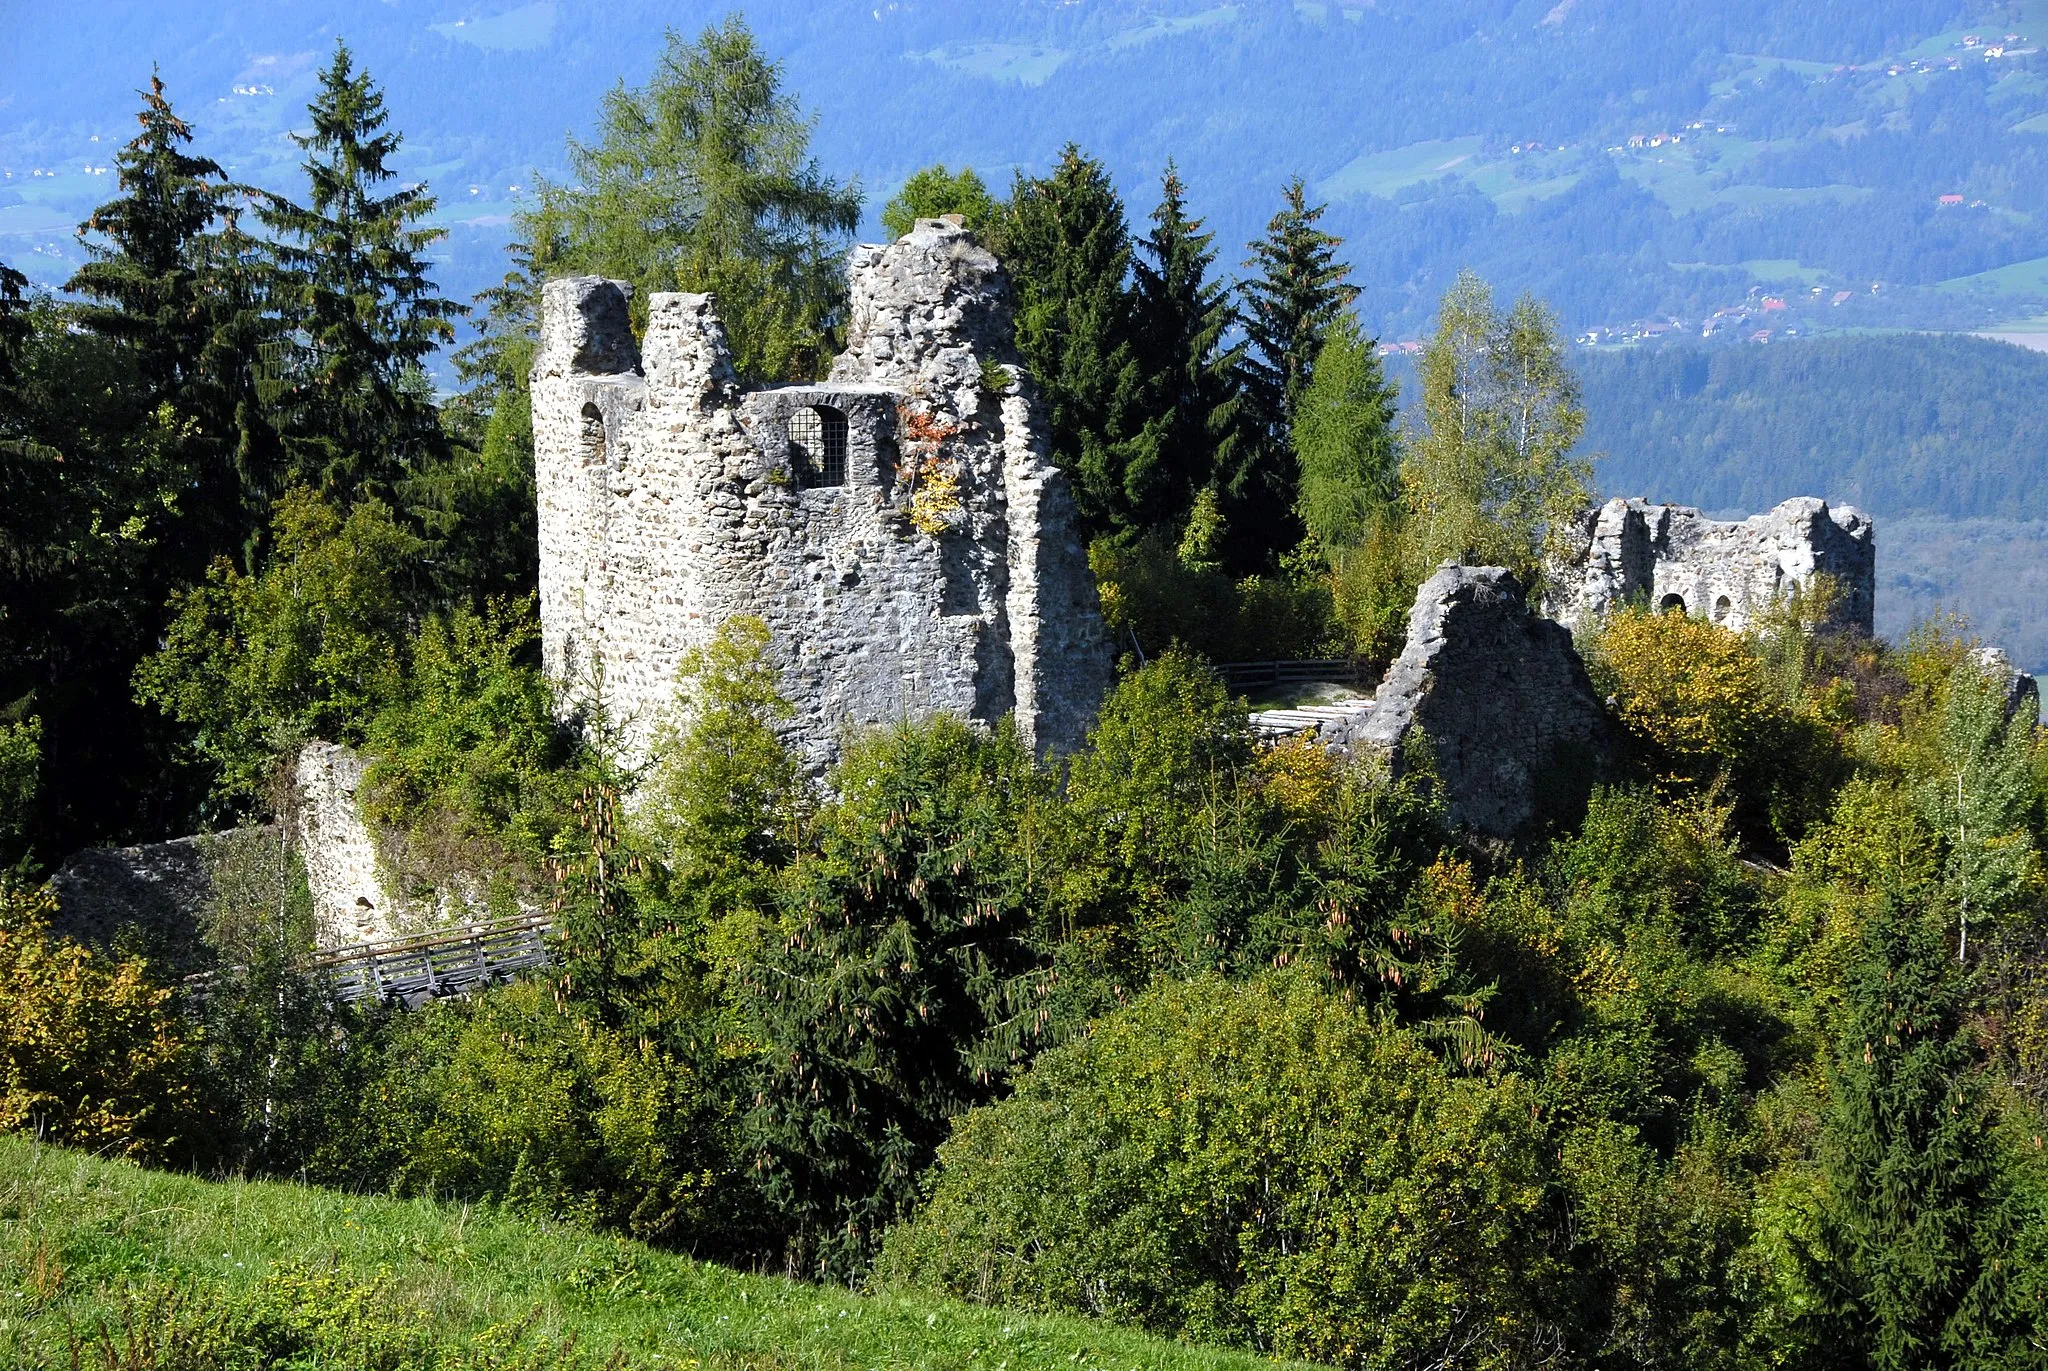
[1938,254,2048,296]
[0,1136,1290,1370]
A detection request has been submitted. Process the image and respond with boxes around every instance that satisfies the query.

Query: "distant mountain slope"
[1580,333,2048,519]
[3,0,2040,339]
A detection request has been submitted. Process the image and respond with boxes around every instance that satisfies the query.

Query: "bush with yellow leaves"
[1588,604,1844,841]
[0,883,194,1159]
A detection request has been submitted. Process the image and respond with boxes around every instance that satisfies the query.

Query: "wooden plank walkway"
[184,912,555,1010]
[1248,700,1376,740]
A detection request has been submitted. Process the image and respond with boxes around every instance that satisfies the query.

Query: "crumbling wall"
[532,219,1111,773]
[1359,564,1620,837]
[1549,497,1875,634]
[294,741,396,947]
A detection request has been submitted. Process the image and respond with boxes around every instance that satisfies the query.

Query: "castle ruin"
[1547,496,1876,634]
[529,219,1113,772]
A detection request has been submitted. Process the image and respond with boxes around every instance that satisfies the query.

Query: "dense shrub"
[879,975,1568,1371]
[1589,604,1844,840]
[0,884,193,1159]
[134,490,420,803]
[364,979,746,1248]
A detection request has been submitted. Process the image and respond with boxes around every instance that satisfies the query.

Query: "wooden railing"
[1214,659,1369,694]
[184,912,554,1010]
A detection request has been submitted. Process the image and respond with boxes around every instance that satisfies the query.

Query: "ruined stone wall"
[1549,497,1876,634]
[1359,564,1619,838]
[532,220,1112,772]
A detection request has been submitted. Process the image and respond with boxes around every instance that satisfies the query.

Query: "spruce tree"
[262,42,458,500]
[742,720,1045,1281]
[1228,178,1356,570]
[1800,895,2028,1370]
[67,72,225,398]
[66,73,274,573]
[1124,163,1241,542]
[1002,146,1144,541]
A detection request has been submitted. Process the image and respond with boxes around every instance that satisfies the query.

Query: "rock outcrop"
[1549,497,1875,635]
[530,218,1113,772]
[1358,564,1619,837]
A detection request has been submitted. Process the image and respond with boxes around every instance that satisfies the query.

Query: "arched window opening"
[788,405,849,488]
[1659,593,1687,616]
[1713,595,1733,623]
[579,402,607,466]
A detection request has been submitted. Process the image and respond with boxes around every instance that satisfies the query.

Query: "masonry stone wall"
[531,220,1112,773]
[1359,564,1620,838]
[1548,497,1876,635]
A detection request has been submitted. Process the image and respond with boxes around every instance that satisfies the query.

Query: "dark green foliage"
[66,70,279,558]
[360,600,575,902]
[1798,895,2033,1370]
[879,976,1569,1370]
[260,42,459,500]
[1223,179,1355,572]
[881,165,1000,241]
[134,489,419,805]
[1002,147,1144,541]
[0,258,25,392]
[1121,164,1242,544]
[405,241,546,608]
[742,718,1048,1280]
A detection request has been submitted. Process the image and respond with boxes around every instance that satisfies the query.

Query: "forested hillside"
[6,0,2048,340]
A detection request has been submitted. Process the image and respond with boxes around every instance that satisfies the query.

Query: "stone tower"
[530,219,1113,772]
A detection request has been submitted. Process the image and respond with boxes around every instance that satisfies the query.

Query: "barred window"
[789,405,848,487]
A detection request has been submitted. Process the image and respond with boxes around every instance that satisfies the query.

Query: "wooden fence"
[1214,659,1369,694]
[184,912,554,1011]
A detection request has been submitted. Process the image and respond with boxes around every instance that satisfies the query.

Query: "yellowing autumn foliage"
[0,883,193,1159]
[1591,605,1781,790]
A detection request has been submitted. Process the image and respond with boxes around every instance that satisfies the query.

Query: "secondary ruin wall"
[1548,496,1876,634]
[1358,563,1620,837]
[530,219,1112,773]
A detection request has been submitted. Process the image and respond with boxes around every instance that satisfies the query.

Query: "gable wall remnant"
[1358,563,1620,838]
[531,220,1112,772]
[1548,496,1875,634]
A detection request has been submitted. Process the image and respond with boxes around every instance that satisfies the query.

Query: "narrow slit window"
[789,405,849,487]
[579,402,607,466]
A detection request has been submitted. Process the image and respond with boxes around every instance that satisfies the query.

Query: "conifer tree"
[410,239,550,605]
[742,720,1045,1282]
[67,73,275,572]
[1799,895,2029,1370]
[1227,178,1356,570]
[1294,313,1399,556]
[1003,146,1143,540]
[522,18,860,384]
[1123,164,1241,541]
[68,72,225,399]
[262,42,458,500]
